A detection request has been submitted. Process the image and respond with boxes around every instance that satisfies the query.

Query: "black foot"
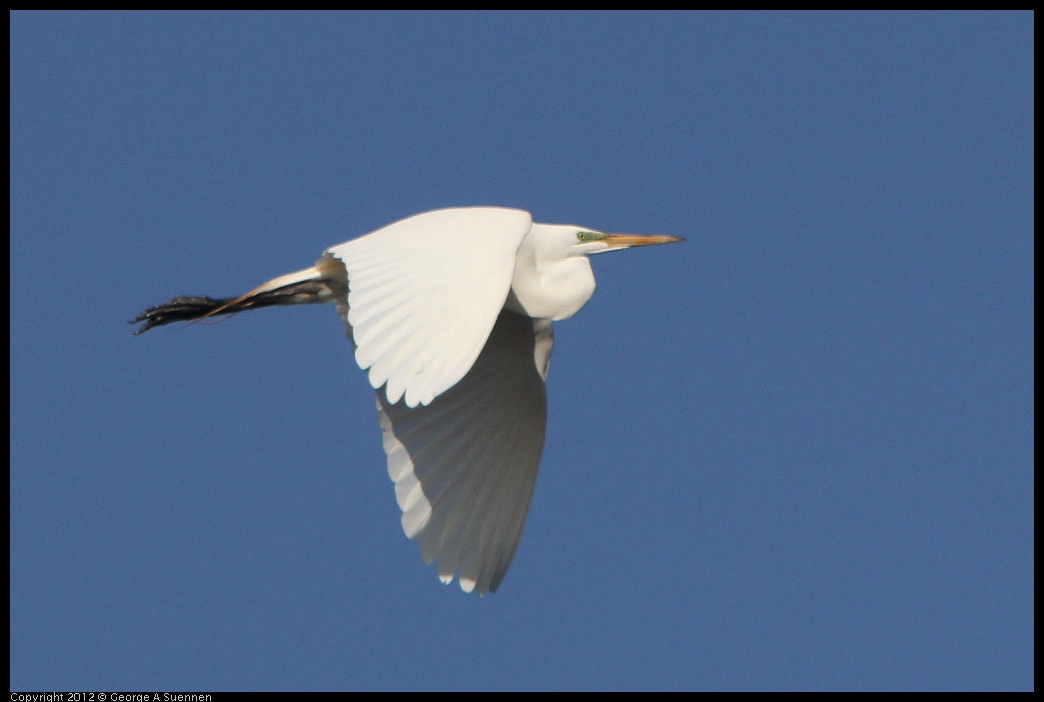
[130,296,234,335]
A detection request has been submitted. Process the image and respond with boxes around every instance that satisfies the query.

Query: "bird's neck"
[507,250,596,321]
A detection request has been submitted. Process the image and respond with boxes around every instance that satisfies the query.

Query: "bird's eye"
[577,231,592,242]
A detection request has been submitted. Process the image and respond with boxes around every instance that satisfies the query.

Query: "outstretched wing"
[378,311,554,594]
[326,207,533,407]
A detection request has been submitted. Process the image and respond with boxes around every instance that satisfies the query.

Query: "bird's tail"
[131,260,347,335]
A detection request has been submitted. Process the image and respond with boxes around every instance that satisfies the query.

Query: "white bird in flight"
[134,206,682,594]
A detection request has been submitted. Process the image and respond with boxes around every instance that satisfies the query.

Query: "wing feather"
[378,311,554,594]
[327,207,533,407]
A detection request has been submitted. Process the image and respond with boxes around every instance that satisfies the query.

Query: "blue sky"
[10,11,1033,691]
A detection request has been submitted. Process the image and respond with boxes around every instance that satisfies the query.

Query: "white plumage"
[133,206,681,594]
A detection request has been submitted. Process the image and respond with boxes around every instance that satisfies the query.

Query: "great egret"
[133,207,682,594]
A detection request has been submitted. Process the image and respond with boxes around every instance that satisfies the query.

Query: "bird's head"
[572,229,685,255]
[531,224,684,262]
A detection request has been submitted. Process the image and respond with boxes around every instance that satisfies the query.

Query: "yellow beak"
[603,234,685,249]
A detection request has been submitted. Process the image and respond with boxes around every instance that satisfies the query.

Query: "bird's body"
[134,207,681,593]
